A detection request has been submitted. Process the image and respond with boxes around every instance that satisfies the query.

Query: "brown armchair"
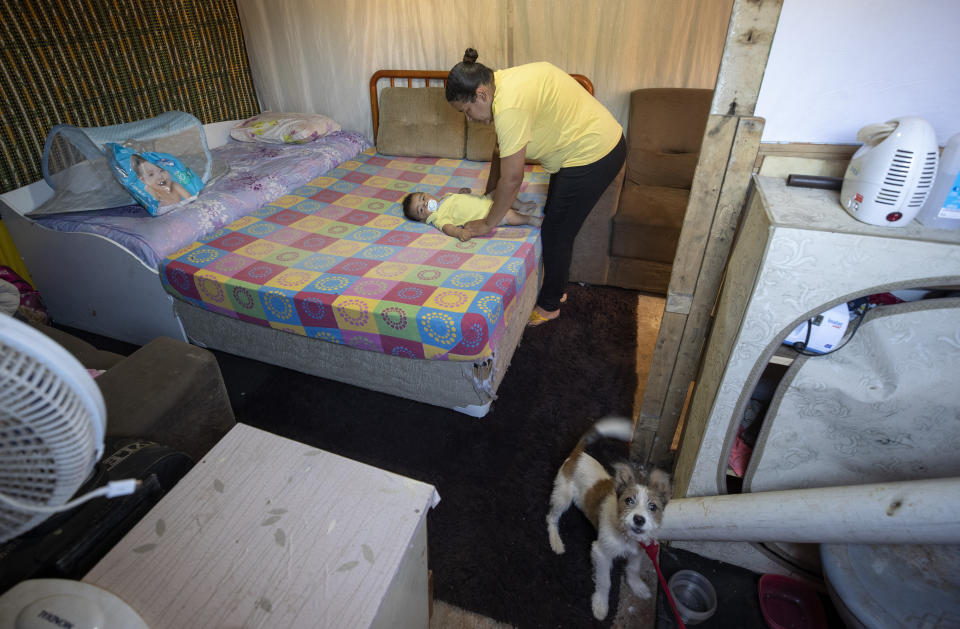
[606,88,713,294]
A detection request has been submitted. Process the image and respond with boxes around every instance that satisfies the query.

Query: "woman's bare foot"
[527,305,560,327]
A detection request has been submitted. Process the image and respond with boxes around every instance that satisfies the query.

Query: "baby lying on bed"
[402,189,541,242]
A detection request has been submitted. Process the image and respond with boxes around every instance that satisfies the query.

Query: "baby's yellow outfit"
[425,193,492,230]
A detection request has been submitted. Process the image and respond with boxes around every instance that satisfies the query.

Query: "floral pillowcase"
[230,112,342,145]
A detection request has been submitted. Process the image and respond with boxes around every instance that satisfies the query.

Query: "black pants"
[538,135,626,311]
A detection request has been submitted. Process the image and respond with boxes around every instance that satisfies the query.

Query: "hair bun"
[463,48,479,64]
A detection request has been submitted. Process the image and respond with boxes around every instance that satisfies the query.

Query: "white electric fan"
[0,314,148,628]
[840,116,939,226]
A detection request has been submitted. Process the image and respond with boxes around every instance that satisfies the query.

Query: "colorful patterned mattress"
[160,149,548,361]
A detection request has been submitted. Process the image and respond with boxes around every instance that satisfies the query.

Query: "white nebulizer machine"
[840,117,939,227]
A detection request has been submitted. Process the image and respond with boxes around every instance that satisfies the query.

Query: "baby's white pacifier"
[427,199,438,213]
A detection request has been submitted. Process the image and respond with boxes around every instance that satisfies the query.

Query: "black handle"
[786,174,843,190]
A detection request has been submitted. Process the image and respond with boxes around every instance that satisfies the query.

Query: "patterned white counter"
[676,174,960,499]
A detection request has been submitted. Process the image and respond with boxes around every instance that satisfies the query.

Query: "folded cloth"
[0,279,19,316]
[0,266,47,324]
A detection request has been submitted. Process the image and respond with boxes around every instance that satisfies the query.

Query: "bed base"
[175,267,540,417]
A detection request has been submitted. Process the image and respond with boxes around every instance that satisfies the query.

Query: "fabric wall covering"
[235,0,734,143]
[0,0,260,193]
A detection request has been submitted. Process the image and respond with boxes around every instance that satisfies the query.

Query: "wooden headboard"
[369,70,595,141]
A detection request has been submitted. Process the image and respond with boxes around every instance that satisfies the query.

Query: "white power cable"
[0,479,141,514]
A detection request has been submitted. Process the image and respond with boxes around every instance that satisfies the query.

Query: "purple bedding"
[32,131,372,268]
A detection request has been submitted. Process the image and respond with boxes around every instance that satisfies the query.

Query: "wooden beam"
[665,114,739,314]
[712,0,784,117]
[630,0,782,475]
[632,115,738,459]
[633,116,763,466]
[649,117,764,470]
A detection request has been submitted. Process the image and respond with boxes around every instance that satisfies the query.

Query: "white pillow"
[230,112,341,144]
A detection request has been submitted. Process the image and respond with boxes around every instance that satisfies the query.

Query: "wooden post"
[631,0,782,473]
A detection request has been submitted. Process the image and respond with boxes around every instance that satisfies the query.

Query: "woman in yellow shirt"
[446,48,626,326]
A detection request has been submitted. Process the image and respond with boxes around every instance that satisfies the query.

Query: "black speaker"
[0,440,193,594]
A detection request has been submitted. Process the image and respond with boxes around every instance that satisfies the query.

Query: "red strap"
[641,541,687,629]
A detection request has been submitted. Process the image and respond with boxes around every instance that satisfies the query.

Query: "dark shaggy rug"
[219,282,641,628]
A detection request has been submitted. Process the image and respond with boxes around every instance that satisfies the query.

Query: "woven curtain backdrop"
[0,0,260,193]
[235,0,734,142]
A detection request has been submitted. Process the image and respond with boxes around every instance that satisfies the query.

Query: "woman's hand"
[463,218,493,238]
[477,148,525,232]
[442,223,474,241]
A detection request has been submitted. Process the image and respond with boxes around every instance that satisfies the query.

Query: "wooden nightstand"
[84,424,439,628]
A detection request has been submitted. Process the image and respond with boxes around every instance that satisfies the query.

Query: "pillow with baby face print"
[107,143,204,215]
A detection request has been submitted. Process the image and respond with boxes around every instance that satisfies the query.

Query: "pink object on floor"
[727,426,752,477]
[758,574,828,629]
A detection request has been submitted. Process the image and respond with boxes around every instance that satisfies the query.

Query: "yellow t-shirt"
[425,193,492,230]
[492,62,622,173]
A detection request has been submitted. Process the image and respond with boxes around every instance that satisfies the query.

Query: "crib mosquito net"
[29,111,221,216]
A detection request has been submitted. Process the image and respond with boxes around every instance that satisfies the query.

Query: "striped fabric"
[0,0,260,193]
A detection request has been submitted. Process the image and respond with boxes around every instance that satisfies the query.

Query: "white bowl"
[667,569,718,625]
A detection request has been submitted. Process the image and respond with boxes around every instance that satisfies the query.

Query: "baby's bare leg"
[502,209,542,227]
[512,199,539,215]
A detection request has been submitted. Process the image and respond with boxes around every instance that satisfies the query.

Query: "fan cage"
[0,316,106,543]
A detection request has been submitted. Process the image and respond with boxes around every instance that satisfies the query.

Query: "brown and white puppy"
[546,417,671,621]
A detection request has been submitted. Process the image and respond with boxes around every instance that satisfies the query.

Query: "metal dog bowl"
[667,569,718,625]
